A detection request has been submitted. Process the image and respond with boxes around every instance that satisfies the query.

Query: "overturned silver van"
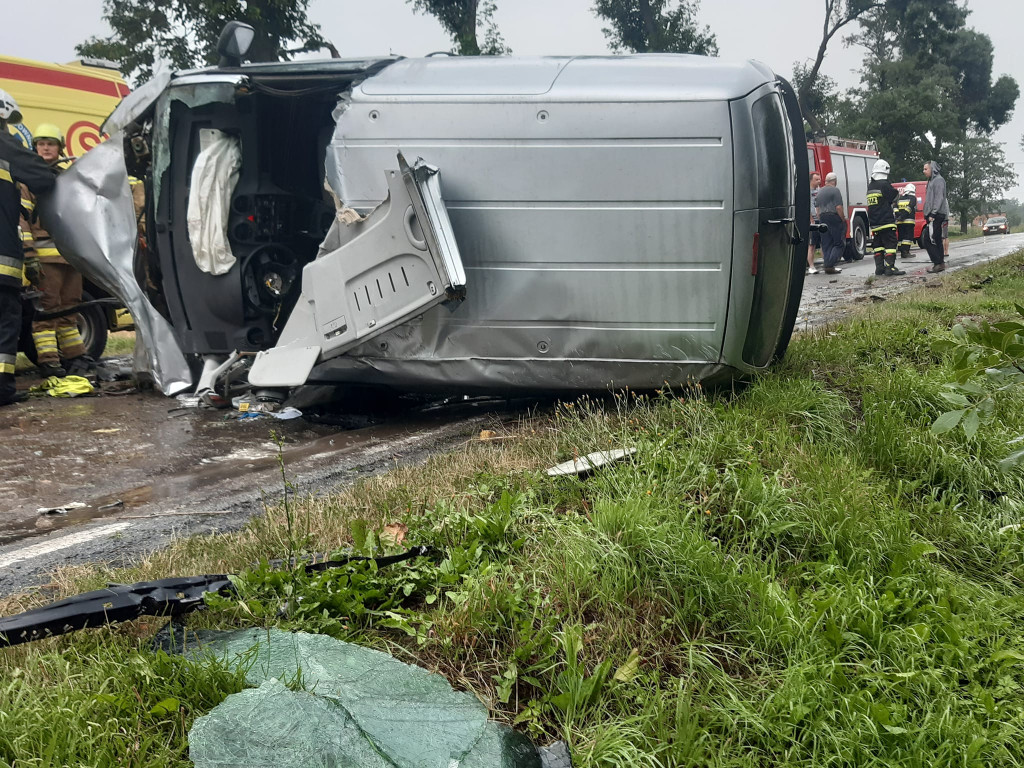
[42,44,809,397]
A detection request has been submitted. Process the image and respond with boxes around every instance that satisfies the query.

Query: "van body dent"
[43,54,809,396]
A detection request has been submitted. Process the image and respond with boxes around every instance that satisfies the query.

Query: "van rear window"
[752,93,793,209]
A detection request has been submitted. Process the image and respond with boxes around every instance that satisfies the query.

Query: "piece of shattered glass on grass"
[188,628,570,768]
[191,679,394,768]
[459,722,542,767]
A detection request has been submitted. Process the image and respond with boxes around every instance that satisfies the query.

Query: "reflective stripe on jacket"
[0,132,57,289]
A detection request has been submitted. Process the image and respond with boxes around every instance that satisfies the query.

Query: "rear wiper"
[0,546,429,648]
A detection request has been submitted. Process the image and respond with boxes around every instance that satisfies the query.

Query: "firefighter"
[895,183,917,260]
[0,91,57,406]
[867,159,904,276]
[20,123,91,377]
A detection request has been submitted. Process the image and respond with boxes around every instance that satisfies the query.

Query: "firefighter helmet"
[0,89,22,124]
[33,123,65,150]
[903,183,916,195]
[871,159,891,180]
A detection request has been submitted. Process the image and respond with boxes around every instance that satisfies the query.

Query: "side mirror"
[217,21,255,68]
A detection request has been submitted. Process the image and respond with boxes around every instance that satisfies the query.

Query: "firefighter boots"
[884,255,905,276]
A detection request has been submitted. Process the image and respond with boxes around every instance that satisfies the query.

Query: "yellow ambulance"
[1,54,133,349]
[0,54,128,155]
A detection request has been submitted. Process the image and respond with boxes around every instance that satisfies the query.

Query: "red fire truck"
[808,136,879,260]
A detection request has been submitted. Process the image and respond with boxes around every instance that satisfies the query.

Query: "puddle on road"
[1,394,518,547]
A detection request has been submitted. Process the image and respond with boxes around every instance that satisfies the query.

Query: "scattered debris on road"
[36,501,87,516]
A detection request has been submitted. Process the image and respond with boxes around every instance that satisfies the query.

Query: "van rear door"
[736,85,804,368]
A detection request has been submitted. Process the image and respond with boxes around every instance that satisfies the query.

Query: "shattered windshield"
[187,628,564,768]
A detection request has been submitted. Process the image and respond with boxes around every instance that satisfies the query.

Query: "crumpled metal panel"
[101,68,173,135]
[38,137,192,395]
[310,354,731,394]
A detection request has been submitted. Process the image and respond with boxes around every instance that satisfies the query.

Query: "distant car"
[983,216,1010,235]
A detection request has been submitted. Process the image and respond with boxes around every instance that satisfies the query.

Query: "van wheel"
[77,290,109,361]
[848,217,868,260]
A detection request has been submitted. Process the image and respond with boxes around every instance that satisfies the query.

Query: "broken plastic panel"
[188,628,569,768]
[0,548,427,648]
[546,448,637,477]
[247,153,466,389]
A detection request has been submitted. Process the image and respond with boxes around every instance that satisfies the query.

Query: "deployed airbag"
[187,128,241,276]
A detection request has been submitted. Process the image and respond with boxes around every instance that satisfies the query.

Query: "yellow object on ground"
[29,375,94,397]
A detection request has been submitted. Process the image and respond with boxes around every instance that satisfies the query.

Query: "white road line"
[0,522,132,570]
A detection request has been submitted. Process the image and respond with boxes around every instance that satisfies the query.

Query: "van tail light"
[751,233,760,276]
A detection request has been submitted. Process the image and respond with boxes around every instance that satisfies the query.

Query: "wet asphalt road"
[0,232,1021,595]
[0,387,501,595]
[796,231,1024,329]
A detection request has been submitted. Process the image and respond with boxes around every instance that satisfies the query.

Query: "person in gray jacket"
[922,160,949,272]
[815,172,846,274]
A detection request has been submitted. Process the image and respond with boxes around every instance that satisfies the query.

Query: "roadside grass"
[5,251,1024,766]
[948,229,986,242]
[103,330,136,358]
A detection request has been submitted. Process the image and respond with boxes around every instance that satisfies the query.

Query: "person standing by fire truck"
[20,123,91,377]
[815,172,846,274]
[895,183,917,260]
[867,159,904,276]
[922,160,949,272]
[807,171,822,274]
[0,91,57,406]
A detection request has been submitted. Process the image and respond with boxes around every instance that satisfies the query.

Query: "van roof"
[177,54,779,102]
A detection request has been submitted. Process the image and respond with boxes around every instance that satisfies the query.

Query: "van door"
[248,153,466,387]
[739,87,802,368]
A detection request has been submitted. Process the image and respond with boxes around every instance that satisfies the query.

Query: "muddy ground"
[0,391,519,594]
[1,232,1021,594]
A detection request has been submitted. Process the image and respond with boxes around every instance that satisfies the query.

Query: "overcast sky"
[2,0,1021,197]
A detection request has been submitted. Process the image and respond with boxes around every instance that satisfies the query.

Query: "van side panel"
[320,57,741,391]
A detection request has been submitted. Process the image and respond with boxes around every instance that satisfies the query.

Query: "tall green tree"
[846,0,1018,178]
[791,62,857,140]
[408,0,510,56]
[593,0,718,55]
[796,0,882,136]
[998,197,1023,229]
[78,0,330,84]
[943,135,1018,232]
